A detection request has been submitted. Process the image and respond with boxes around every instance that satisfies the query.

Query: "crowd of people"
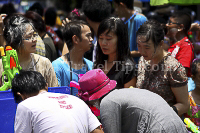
[0,0,200,132]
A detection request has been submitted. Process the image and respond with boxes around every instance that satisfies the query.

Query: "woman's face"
[98,30,117,56]
[20,24,37,54]
[137,36,160,61]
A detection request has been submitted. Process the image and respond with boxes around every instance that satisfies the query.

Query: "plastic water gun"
[0,46,22,91]
[184,118,200,133]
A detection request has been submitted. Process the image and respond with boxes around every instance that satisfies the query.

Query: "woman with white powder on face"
[0,14,58,88]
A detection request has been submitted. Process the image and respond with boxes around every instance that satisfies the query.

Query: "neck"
[108,53,117,63]
[124,9,135,21]
[39,89,47,94]
[92,23,100,36]
[151,49,167,65]
[18,52,32,63]
[193,87,200,94]
[69,48,84,64]
[38,31,46,38]
[175,31,187,42]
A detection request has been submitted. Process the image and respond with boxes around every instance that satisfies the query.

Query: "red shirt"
[46,26,60,46]
[168,37,194,77]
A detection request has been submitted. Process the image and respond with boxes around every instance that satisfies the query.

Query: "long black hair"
[94,17,131,68]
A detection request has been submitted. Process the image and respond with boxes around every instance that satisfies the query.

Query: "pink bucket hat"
[78,69,117,101]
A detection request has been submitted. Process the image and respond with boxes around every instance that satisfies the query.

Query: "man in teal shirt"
[113,0,147,63]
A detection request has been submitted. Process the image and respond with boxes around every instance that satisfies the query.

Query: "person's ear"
[72,35,80,45]
[119,2,126,8]
[17,92,25,100]
[45,83,48,91]
[160,40,164,47]
[178,24,184,31]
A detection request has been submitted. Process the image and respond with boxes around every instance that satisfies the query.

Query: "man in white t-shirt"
[11,70,102,133]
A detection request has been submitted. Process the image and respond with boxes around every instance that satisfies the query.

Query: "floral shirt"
[136,55,187,106]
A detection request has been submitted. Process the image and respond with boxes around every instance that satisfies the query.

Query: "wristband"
[172,105,178,114]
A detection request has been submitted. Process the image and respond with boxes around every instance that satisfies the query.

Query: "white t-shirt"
[14,92,101,133]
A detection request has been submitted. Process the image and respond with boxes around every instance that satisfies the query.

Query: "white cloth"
[14,92,101,133]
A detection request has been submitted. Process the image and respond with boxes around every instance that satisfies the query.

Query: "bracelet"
[172,105,178,114]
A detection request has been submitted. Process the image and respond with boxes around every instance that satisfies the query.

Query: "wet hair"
[28,2,44,17]
[95,17,131,66]
[11,70,47,103]
[67,8,86,22]
[3,14,35,51]
[24,11,46,33]
[62,20,88,50]
[136,20,165,50]
[113,0,134,10]
[82,0,111,22]
[191,59,200,76]
[171,11,192,32]
[45,7,57,26]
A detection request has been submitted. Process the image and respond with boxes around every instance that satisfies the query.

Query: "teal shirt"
[128,14,147,63]
[52,57,93,96]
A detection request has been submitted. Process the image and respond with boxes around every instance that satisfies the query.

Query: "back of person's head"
[137,20,165,49]
[28,2,44,17]
[45,7,57,26]
[82,0,111,22]
[0,2,16,16]
[67,8,86,22]
[96,17,130,65]
[12,70,47,103]
[24,11,46,33]
[191,59,200,77]
[62,20,88,50]
[171,11,192,32]
[3,14,35,51]
[113,0,134,10]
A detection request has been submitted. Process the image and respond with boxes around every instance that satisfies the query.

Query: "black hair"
[45,7,57,26]
[113,0,134,10]
[171,11,192,32]
[62,20,88,50]
[67,8,86,22]
[82,0,111,22]
[0,2,16,16]
[11,70,47,103]
[3,14,36,52]
[95,17,131,67]
[191,59,200,76]
[28,2,44,17]
[24,11,46,33]
[136,20,165,50]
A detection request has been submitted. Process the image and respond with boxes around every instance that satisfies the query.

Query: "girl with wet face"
[136,20,189,116]
[0,15,58,87]
[94,17,137,89]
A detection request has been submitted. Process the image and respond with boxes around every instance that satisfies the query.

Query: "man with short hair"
[113,0,147,63]
[12,70,102,133]
[82,0,112,61]
[167,11,194,77]
[52,20,93,96]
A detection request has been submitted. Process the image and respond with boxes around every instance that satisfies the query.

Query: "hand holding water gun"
[0,46,22,91]
[184,118,200,133]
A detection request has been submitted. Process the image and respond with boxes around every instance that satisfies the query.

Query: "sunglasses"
[167,20,181,25]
